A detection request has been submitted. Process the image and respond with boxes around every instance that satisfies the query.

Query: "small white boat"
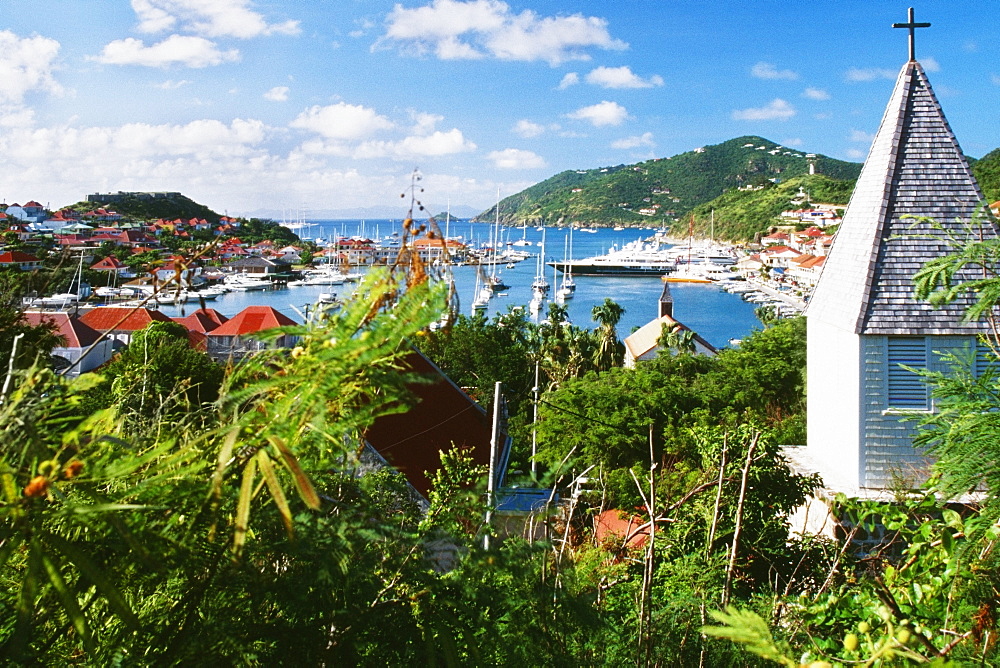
[224,274,273,291]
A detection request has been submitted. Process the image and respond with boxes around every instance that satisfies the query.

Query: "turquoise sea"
[157,220,764,350]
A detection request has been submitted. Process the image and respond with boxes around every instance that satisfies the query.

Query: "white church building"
[801,28,998,492]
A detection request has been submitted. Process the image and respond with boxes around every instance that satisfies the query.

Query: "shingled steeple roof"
[807,60,997,335]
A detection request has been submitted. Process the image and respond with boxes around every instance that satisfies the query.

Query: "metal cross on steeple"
[892,7,931,62]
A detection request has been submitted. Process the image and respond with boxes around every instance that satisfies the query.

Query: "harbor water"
[156,220,764,350]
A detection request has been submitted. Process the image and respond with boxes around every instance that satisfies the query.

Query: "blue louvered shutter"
[887,337,928,409]
[976,343,998,379]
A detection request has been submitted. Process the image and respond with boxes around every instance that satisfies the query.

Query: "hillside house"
[90,256,129,276]
[5,201,47,224]
[0,250,43,271]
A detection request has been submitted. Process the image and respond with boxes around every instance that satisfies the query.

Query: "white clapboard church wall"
[804,10,998,491]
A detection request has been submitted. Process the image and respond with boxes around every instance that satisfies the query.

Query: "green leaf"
[941,529,954,556]
[39,543,92,653]
[257,449,294,539]
[233,455,257,558]
[41,530,140,630]
[270,436,320,510]
[703,606,797,667]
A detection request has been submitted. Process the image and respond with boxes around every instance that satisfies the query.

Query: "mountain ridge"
[477,136,863,234]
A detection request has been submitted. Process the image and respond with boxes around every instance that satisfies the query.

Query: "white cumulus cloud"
[95,35,240,68]
[264,86,289,102]
[409,111,443,135]
[557,72,580,89]
[802,87,830,100]
[290,102,394,140]
[0,31,63,104]
[131,0,300,39]
[751,62,798,80]
[585,66,663,89]
[566,100,628,127]
[340,129,476,160]
[732,99,795,121]
[512,119,544,138]
[488,148,546,169]
[378,0,627,66]
[845,67,896,82]
[611,132,654,149]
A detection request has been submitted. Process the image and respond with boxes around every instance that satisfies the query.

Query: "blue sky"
[1,0,997,217]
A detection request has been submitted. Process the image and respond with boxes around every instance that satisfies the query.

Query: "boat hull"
[547,261,675,277]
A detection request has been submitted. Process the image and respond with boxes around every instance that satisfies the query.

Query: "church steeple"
[804,22,998,491]
[807,60,994,336]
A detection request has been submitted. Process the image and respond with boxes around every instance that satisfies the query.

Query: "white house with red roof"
[205,306,298,361]
[79,306,175,349]
[0,250,42,270]
[91,256,129,276]
[22,312,113,376]
[6,201,47,224]
[759,245,801,267]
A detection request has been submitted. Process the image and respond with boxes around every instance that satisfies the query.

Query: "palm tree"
[656,322,696,354]
[591,298,625,371]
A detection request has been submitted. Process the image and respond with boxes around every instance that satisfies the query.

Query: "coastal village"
[5,6,1000,664]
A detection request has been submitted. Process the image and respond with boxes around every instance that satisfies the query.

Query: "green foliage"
[686,173,854,241]
[0,270,64,369]
[971,147,1000,203]
[88,321,224,430]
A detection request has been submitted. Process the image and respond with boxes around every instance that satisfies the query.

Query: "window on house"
[887,336,929,409]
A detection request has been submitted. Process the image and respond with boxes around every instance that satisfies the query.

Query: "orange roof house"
[21,312,113,375]
[175,308,230,350]
[79,306,174,349]
[91,256,128,273]
[0,250,42,270]
[205,306,297,360]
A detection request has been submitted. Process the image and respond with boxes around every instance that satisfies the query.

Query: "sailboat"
[486,188,509,291]
[512,222,532,247]
[556,228,575,301]
[530,227,550,295]
[664,214,713,283]
[472,267,491,312]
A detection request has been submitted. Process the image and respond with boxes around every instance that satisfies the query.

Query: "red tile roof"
[594,510,649,550]
[79,306,173,332]
[207,306,295,337]
[0,251,40,263]
[91,256,126,270]
[22,312,101,347]
[175,308,229,334]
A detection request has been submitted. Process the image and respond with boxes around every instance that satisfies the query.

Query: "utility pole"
[484,381,502,551]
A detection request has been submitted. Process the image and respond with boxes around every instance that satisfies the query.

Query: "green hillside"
[64,192,223,223]
[685,174,853,241]
[481,136,862,230]
[971,148,1000,203]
